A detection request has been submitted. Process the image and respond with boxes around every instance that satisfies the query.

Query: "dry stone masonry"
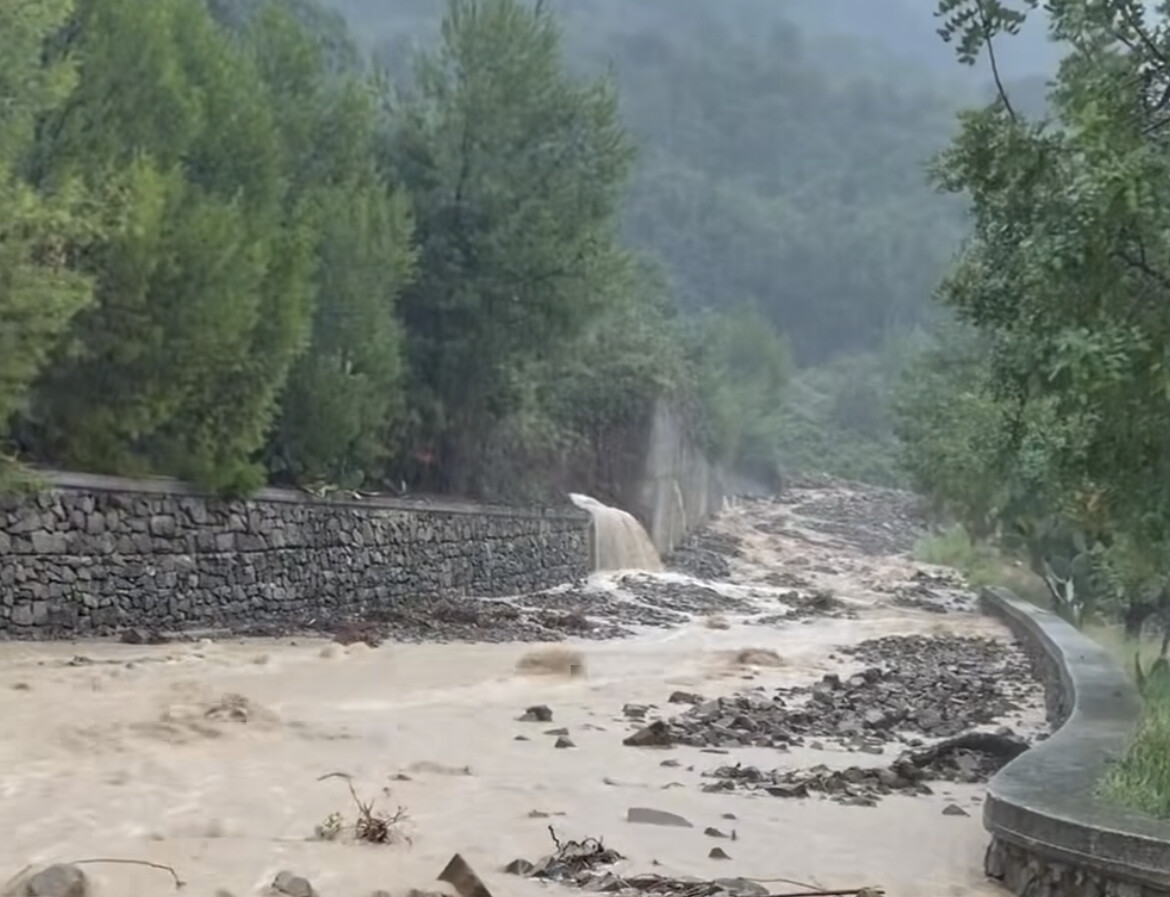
[0,472,590,638]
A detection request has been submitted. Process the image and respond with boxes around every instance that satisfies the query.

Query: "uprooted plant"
[314,773,410,844]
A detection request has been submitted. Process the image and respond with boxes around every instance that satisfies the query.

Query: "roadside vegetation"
[891,0,1170,818]
[1,0,981,503]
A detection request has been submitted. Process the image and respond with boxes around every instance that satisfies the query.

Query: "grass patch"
[913,525,1049,603]
[1102,672,1170,819]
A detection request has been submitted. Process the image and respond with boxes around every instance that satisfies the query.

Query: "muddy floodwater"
[0,483,1043,897]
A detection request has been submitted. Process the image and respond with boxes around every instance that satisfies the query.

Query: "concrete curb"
[980,588,1170,895]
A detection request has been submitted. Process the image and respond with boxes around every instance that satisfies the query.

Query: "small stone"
[623,703,649,719]
[721,812,737,820]
[504,859,535,876]
[272,870,314,897]
[765,782,808,798]
[514,735,530,741]
[704,827,728,838]
[554,736,575,748]
[668,691,703,704]
[519,705,553,722]
[545,727,569,736]
[708,847,732,860]
[942,804,970,817]
[660,759,680,768]
[623,720,673,747]
[713,879,767,897]
[627,807,694,827]
[25,864,88,897]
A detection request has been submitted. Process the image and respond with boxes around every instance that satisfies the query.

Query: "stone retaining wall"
[980,588,1170,897]
[0,471,590,637]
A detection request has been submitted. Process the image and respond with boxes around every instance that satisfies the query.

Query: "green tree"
[242,3,416,487]
[384,0,636,495]
[0,0,93,449]
[27,0,314,493]
[685,302,791,484]
[922,0,1170,631]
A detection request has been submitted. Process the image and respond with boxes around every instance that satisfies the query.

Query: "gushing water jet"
[569,493,663,572]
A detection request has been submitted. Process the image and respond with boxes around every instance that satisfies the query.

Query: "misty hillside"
[325,0,1006,364]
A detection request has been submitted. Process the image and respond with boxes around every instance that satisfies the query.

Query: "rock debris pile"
[666,530,743,580]
[623,634,1040,753]
[883,570,975,615]
[751,588,859,626]
[785,483,926,557]
[702,729,1029,808]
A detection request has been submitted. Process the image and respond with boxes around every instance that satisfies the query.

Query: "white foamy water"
[0,485,1034,897]
[570,493,664,572]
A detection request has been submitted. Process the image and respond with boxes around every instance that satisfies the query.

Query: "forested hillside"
[336,0,974,363]
[1,0,1012,503]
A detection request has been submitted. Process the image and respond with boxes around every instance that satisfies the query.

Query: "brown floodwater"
[0,487,1029,897]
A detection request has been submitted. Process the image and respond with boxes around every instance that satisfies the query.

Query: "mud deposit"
[0,481,1042,897]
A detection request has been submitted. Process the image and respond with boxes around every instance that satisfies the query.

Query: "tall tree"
[915,0,1170,624]
[384,0,636,494]
[26,0,314,492]
[0,0,93,447]
[244,3,416,487]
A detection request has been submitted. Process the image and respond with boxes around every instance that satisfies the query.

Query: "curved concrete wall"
[980,588,1170,896]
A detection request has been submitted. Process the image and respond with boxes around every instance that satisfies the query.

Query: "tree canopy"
[893,0,1170,635]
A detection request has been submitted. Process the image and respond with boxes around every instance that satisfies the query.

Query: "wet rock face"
[0,483,589,639]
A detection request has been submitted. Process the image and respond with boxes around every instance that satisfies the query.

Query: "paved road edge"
[980,587,1170,896]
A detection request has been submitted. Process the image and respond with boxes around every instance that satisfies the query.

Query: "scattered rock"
[519,705,553,723]
[665,530,740,580]
[545,727,570,736]
[703,730,1031,806]
[668,691,703,705]
[713,879,768,897]
[627,634,1040,754]
[626,807,693,827]
[623,720,674,747]
[555,736,576,749]
[271,871,314,897]
[704,827,728,838]
[504,859,535,876]
[943,803,971,817]
[24,865,88,897]
[708,848,731,861]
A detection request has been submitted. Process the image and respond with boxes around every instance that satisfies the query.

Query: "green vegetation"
[1,0,985,500]
[1103,668,1170,819]
[886,0,1170,818]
